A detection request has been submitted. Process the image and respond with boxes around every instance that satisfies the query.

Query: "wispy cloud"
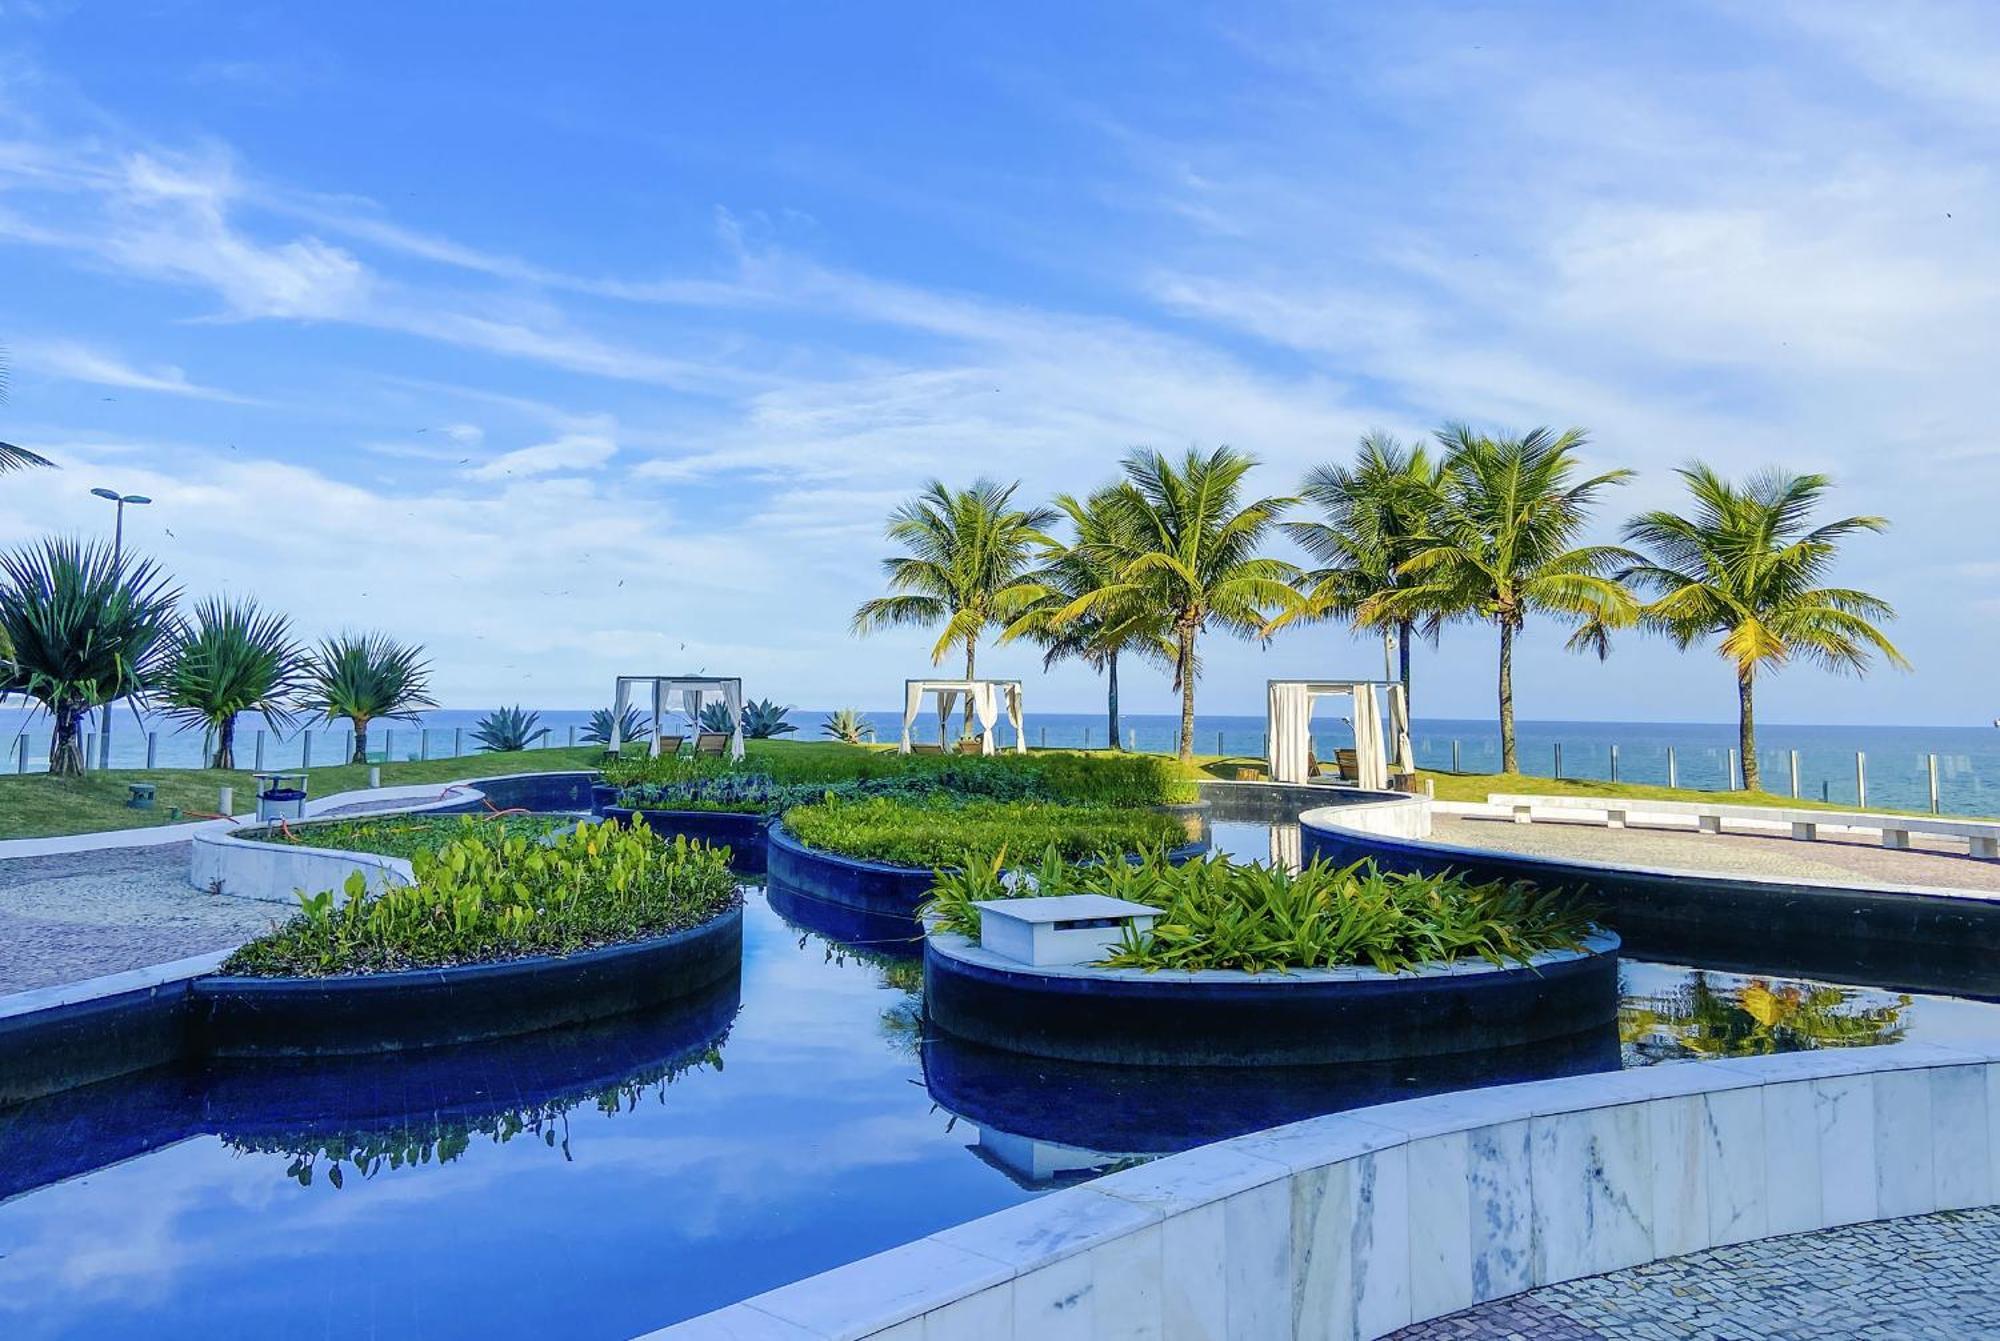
[24,338,258,402]
[467,431,617,480]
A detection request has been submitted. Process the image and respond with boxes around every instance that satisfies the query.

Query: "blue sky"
[0,1,1991,723]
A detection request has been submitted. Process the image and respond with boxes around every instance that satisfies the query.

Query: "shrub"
[782,795,1188,870]
[923,850,1595,974]
[820,708,875,745]
[471,704,550,752]
[223,819,740,976]
[238,813,569,861]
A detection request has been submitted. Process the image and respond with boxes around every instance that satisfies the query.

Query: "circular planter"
[765,821,1212,918]
[923,929,1621,1067]
[190,905,744,1057]
[602,805,770,874]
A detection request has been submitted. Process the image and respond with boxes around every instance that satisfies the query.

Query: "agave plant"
[300,632,437,764]
[697,700,736,735]
[0,537,179,775]
[741,698,796,739]
[471,704,549,752]
[155,597,305,768]
[583,704,651,747]
[821,707,875,745]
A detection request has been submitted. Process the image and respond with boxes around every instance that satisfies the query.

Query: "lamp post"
[90,487,152,769]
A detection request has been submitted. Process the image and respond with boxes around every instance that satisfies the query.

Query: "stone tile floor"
[1391,1206,2000,1339]
[0,843,285,994]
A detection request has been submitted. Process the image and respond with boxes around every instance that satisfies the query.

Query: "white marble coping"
[0,948,233,1020]
[1305,805,2000,905]
[645,1037,2000,1341]
[1487,791,2000,838]
[972,895,1163,925]
[925,927,1621,985]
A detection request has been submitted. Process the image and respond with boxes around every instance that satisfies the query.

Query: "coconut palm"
[851,479,1056,734]
[1369,426,1637,773]
[0,537,178,775]
[1004,487,1173,750]
[300,632,437,764]
[1620,465,1906,792]
[0,351,55,477]
[154,597,304,768]
[1075,447,1296,763]
[1270,432,1448,710]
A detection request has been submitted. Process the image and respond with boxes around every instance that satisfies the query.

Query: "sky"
[0,1,1992,725]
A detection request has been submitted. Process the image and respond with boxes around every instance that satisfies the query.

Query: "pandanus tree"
[851,478,1055,736]
[1074,447,1296,763]
[0,537,178,775]
[1369,426,1637,773]
[1004,487,1173,750]
[301,632,437,764]
[1271,432,1448,711]
[1621,465,1907,792]
[155,597,304,768]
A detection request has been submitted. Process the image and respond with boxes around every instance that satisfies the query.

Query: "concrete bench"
[1487,792,2000,860]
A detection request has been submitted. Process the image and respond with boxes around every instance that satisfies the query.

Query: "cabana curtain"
[609,675,745,761]
[1265,679,1411,790]
[898,679,1027,754]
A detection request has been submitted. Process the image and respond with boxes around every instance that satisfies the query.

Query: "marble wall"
[646,1040,2000,1341]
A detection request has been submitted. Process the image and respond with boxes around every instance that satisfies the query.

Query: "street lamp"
[89,486,153,769]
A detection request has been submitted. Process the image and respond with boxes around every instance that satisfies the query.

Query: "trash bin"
[253,772,309,823]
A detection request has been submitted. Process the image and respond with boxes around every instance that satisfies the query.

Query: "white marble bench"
[1488,793,2000,859]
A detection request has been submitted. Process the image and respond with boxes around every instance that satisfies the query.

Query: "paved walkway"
[0,844,286,995]
[1392,1206,2000,1339]
[1434,814,2000,894]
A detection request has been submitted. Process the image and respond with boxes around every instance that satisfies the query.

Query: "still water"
[0,827,1995,1339]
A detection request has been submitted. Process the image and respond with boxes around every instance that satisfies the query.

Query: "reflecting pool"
[2,825,1996,1339]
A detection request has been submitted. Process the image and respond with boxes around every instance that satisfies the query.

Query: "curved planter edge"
[923,929,1622,1066]
[602,805,770,873]
[190,904,744,1057]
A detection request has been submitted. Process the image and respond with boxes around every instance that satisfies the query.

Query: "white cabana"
[899,678,1026,755]
[609,675,745,761]
[1265,679,1414,790]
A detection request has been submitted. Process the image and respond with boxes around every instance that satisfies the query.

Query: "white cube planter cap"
[974,894,1162,966]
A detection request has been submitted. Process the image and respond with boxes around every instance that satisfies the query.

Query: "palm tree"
[1271,432,1448,710]
[0,351,55,476]
[1004,487,1173,750]
[300,632,437,764]
[1078,447,1296,763]
[0,537,178,775]
[851,479,1055,736]
[1371,426,1637,773]
[155,597,304,768]
[1621,465,1907,792]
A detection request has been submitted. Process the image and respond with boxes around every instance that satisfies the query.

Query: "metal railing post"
[1667,746,1677,789]
[1609,743,1619,782]
[1451,739,1461,773]
[1929,753,1940,814]
[1216,730,1224,755]
[1040,725,1047,748]
[1084,725,1092,748]
[1789,750,1800,798]
[255,731,266,770]
[454,726,464,757]
[1727,747,1739,790]
[146,732,158,769]
[1553,742,1563,780]
[1856,752,1867,808]
[303,730,313,771]
[420,730,431,761]
[14,733,25,773]
[568,724,577,748]
[1126,728,1135,751]
[384,728,394,761]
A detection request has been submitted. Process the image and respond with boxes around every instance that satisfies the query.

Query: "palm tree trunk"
[963,638,977,740]
[1498,620,1518,773]
[1398,619,1414,714]
[1106,650,1122,751]
[1177,622,1197,764]
[1738,667,1758,792]
[49,700,86,777]
[215,716,236,770]
[350,718,370,765]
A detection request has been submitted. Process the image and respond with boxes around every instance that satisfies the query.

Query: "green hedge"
[781,795,1190,870]
[924,850,1596,974]
[236,813,569,861]
[224,819,740,976]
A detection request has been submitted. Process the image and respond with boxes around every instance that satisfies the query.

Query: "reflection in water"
[762,882,925,1055]
[1620,963,1911,1063]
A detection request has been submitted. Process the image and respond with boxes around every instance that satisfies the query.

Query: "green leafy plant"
[924,850,1595,974]
[0,537,179,775]
[300,631,438,764]
[697,701,736,735]
[820,708,876,745]
[584,705,651,747]
[471,704,550,752]
[740,698,796,738]
[238,812,568,861]
[782,794,1187,870]
[155,597,304,768]
[223,818,740,976]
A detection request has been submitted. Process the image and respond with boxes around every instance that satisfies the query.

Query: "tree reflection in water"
[1621,969,1910,1062]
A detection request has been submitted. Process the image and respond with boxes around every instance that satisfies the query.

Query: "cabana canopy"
[609,675,745,761]
[899,678,1025,755]
[1266,679,1413,790]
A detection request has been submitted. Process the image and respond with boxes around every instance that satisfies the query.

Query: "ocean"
[3,705,1996,816]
